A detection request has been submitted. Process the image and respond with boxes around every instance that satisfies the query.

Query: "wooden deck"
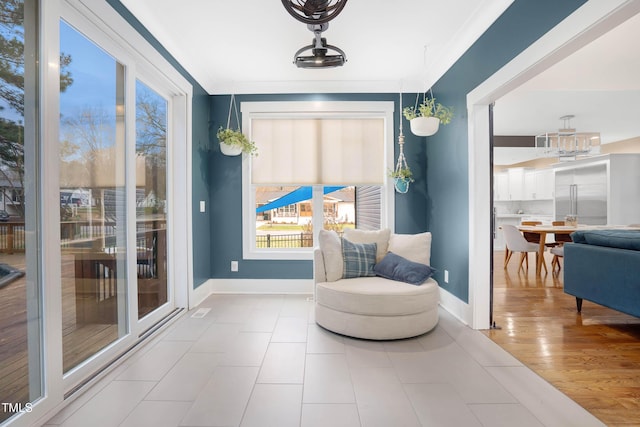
[488,250,640,427]
[0,253,118,424]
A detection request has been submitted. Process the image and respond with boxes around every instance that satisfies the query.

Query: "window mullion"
[312,186,324,247]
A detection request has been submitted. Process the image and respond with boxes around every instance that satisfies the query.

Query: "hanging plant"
[388,167,414,194]
[218,94,258,157]
[403,92,454,137]
[217,127,258,156]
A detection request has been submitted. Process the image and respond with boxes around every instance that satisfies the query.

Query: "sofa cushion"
[373,252,435,285]
[342,238,377,279]
[343,228,390,262]
[319,230,343,282]
[570,229,640,251]
[388,232,432,265]
[316,276,439,316]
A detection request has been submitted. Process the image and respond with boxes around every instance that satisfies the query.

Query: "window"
[242,101,395,260]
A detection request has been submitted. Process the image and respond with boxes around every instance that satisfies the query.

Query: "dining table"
[516,224,640,276]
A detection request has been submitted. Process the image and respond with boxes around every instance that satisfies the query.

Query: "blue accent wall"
[427,0,588,302]
[209,93,429,279]
[106,0,212,288]
[108,0,588,292]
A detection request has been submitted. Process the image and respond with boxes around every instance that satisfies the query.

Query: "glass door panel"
[59,21,127,373]
[0,0,42,422]
[135,80,168,319]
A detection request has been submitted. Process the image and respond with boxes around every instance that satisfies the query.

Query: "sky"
[59,20,118,121]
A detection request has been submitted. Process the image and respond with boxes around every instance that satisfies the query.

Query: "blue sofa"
[564,229,640,317]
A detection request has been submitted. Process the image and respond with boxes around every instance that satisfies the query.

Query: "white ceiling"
[119,0,513,94]
[118,0,639,166]
[493,10,640,145]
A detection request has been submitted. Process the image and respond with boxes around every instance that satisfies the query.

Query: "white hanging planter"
[410,116,440,137]
[219,142,243,156]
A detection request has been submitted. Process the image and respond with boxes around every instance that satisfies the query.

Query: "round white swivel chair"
[502,224,547,273]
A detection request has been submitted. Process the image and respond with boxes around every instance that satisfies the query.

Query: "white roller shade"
[251,118,384,185]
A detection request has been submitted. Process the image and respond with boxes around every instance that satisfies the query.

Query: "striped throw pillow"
[342,238,377,279]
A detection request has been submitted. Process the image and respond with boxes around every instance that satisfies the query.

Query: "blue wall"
[427,0,588,301]
[110,0,588,294]
[209,93,430,279]
[107,0,212,288]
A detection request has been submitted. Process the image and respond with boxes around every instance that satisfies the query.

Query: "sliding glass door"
[0,0,42,423]
[59,20,128,373]
[135,80,169,320]
[0,1,190,423]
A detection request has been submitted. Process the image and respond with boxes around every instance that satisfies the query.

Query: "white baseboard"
[189,279,214,308]
[439,287,472,327]
[189,279,314,306]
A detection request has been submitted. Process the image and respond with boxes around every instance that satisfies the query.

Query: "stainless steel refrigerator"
[555,163,607,225]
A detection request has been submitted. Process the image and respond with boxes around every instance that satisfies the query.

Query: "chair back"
[503,224,536,252]
[552,220,572,243]
[521,221,541,243]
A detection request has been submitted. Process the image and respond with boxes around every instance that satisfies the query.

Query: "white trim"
[240,101,395,261]
[465,0,640,329]
[438,287,472,327]
[208,279,314,295]
[190,279,215,308]
[189,279,314,304]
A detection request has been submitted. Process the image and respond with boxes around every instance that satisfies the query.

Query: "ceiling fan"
[281,0,348,68]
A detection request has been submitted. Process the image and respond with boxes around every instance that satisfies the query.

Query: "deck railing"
[0,223,25,253]
[256,233,314,248]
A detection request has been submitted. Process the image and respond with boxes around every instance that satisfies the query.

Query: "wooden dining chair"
[552,220,573,244]
[503,224,547,273]
[521,221,542,244]
[519,221,549,270]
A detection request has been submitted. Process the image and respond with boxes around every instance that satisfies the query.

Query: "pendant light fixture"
[281,0,348,68]
[535,115,601,161]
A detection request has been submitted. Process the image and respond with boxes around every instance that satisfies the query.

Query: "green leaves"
[402,97,454,124]
[216,127,258,156]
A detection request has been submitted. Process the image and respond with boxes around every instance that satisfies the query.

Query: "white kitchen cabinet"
[494,171,509,201]
[507,168,525,200]
[494,167,554,201]
[524,169,536,200]
[535,168,554,200]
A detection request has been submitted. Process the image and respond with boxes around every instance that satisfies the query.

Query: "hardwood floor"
[486,250,640,426]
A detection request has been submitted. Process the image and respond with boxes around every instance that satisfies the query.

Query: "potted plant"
[403,97,454,137]
[389,167,414,193]
[217,127,258,157]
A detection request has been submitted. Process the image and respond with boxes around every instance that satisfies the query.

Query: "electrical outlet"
[444,270,449,283]
[199,200,206,212]
[231,260,238,272]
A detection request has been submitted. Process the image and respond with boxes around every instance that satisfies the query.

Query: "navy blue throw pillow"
[373,252,435,285]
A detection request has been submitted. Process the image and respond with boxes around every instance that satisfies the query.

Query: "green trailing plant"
[217,127,258,156]
[388,167,414,182]
[402,97,454,125]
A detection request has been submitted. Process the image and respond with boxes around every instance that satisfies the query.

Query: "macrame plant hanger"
[227,93,241,131]
[394,91,411,193]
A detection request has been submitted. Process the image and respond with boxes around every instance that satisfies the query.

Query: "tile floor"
[43,294,605,427]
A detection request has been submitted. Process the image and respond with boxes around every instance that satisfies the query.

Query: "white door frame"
[465,0,640,329]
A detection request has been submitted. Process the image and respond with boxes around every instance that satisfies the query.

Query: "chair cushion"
[388,232,432,265]
[342,238,377,279]
[343,228,390,262]
[316,276,439,316]
[373,252,435,285]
